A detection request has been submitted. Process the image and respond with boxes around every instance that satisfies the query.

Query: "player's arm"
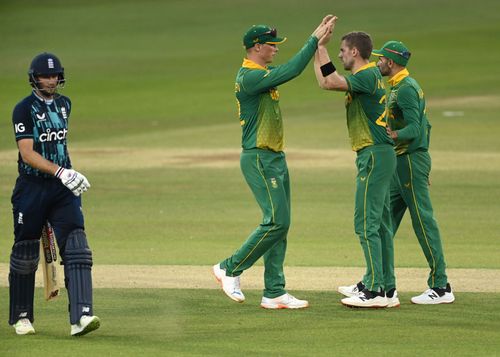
[391,86,422,141]
[242,36,319,94]
[314,46,348,91]
[243,16,335,94]
[17,139,59,175]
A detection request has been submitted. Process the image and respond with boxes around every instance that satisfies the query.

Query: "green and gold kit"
[386,68,430,155]
[235,36,318,152]
[345,62,393,151]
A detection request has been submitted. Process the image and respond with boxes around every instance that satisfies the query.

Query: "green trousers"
[221,149,290,298]
[355,144,397,292]
[391,151,448,288]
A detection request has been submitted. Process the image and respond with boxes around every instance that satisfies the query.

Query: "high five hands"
[312,15,338,45]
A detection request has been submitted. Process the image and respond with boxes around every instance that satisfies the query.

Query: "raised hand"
[312,15,334,39]
[318,16,338,46]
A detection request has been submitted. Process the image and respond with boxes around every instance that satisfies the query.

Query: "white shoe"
[411,283,455,305]
[261,293,309,309]
[71,315,100,336]
[386,288,400,308]
[338,281,365,297]
[212,264,245,303]
[13,318,35,335]
[341,289,388,308]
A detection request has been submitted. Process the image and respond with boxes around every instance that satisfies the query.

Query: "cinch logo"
[39,128,68,142]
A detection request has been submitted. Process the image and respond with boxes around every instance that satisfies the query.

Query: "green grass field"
[1,0,500,355]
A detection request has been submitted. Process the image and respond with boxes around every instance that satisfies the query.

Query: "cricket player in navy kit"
[9,52,100,336]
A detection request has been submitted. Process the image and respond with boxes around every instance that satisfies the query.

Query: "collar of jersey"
[242,58,267,70]
[33,90,54,105]
[389,68,410,87]
[353,62,376,75]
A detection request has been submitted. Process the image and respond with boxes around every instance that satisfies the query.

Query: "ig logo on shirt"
[15,123,25,133]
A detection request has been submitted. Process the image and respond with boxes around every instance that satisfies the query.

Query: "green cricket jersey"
[235,36,318,152]
[345,62,393,152]
[387,68,430,155]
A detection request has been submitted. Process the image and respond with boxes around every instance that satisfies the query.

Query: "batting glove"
[55,167,91,196]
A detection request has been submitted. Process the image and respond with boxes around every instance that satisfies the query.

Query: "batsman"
[8,52,100,335]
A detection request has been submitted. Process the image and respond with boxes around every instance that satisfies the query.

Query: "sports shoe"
[341,288,388,308]
[13,318,35,335]
[386,288,400,308]
[411,283,455,305]
[71,315,100,336]
[212,264,245,303]
[260,293,309,309]
[338,281,365,297]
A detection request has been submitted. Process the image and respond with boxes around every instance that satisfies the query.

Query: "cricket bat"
[40,222,60,301]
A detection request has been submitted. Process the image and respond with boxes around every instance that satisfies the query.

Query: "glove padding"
[55,167,90,196]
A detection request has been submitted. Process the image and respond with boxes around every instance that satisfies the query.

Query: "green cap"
[372,40,411,66]
[243,25,287,49]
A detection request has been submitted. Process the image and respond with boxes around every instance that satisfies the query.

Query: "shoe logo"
[36,113,46,121]
[82,306,90,313]
[428,292,438,299]
[360,176,366,181]
[18,212,24,225]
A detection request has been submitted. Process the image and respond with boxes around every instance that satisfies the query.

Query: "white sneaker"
[386,288,400,308]
[338,281,365,297]
[411,283,455,305]
[341,289,388,308]
[13,318,35,335]
[71,315,100,336]
[212,264,245,303]
[261,293,309,309]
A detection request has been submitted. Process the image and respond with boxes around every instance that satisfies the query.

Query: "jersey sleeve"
[63,96,72,116]
[395,85,421,141]
[346,70,376,95]
[241,36,318,94]
[12,101,34,141]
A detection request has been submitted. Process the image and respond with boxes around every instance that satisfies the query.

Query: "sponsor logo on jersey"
[270,177,278,188]
[36,113,46,121]
[39,128,68,142]
[14,123,26,133]
[61,107,68,119]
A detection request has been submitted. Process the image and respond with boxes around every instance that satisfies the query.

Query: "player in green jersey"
[313,19,398,308]
[213,16,336,309]
[373,41,455,304]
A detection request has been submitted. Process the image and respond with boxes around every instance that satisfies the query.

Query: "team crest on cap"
[48,58,54,69]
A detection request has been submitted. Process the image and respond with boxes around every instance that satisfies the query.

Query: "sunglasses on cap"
[385,48,411,59]
[257,28,277,39]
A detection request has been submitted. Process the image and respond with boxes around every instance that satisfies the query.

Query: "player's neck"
[246,54,269,68]
[34,90,55,104]
[350,59,370,74]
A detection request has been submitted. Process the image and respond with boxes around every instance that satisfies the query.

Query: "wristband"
[55,166,64,178]
[320,62,336,77]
